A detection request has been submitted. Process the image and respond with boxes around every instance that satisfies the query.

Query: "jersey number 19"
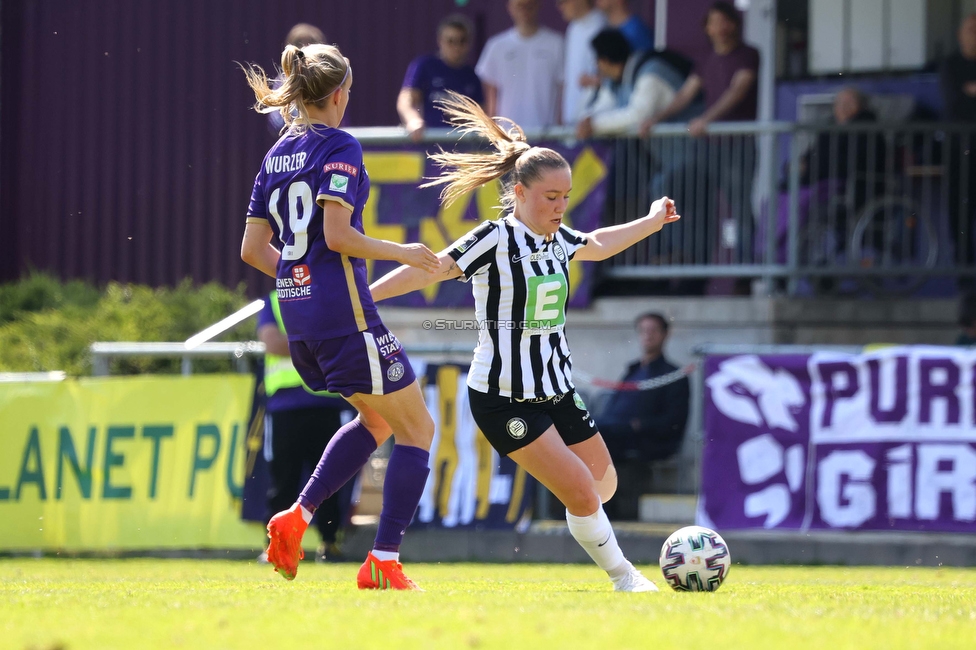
[268,181,314,260]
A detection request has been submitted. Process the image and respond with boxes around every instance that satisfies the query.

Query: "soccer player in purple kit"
[240,43,440,590]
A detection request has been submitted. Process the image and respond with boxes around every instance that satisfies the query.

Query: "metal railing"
[89,341,475,376]
[351,122,976,295]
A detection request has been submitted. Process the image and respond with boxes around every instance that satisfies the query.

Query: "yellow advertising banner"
[0,375,263,551]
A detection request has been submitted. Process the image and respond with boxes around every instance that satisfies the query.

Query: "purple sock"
[298,419,377,512]
[373,444,431,553]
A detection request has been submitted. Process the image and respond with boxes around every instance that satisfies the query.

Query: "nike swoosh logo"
[598,533,611,547]
[511,253,530,263]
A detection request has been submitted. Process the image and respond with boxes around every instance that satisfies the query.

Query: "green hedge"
[0,274,259,376]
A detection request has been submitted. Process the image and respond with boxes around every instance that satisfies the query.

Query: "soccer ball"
[659,525,731,592]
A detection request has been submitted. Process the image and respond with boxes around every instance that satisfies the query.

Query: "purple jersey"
[401,55,484,127]
[247,127,381,340]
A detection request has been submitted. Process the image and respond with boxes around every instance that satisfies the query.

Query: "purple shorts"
[288,324,417,398]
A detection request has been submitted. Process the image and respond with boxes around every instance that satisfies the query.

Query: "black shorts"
[467,387,599,456]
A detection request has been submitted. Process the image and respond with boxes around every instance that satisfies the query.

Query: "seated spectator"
[476,0,564,129]
[958,292,976,346]
[939,14,976,122]
[761,87,889,277]
[397,14,484,142]
[599,313,689,462]
[576,29,693,138]
[598,313,689,518]
[596,0,654,52]
[267,24,326,136]
[797,87,888,198]
[558,0,607,124]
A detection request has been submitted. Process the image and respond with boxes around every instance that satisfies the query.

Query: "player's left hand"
[647,197,680,231]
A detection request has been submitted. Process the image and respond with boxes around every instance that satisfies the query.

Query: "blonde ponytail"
[422,91,568,211]
[241,43,349,134]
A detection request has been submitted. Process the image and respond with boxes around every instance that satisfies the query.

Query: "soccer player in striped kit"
[371,92,680,592]
[240,43,440,589]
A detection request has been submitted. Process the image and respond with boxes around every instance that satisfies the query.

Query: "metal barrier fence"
[353,122,976,295]
[89,342,474,376]
[599,122,975,294]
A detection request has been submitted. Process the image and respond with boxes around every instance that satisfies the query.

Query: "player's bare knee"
[595,464,618,503]
[357,411,393,441]
[394,412,434,450]
[564,482,601,516]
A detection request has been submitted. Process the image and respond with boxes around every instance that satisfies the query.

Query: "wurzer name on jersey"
[265,152,308,174]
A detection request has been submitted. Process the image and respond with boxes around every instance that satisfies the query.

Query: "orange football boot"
[265,503,308,580]
[356,551,422,590]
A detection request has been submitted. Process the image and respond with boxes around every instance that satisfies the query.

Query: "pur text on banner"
[701,347,976,533]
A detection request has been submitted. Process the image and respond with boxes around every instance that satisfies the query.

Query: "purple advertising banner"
[361,141,610,308]
[700,348,976,533]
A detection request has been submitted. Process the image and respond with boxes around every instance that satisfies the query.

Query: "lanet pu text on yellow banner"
[0,375,264,551]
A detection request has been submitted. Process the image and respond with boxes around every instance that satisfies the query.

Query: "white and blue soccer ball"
[659,525,731,592]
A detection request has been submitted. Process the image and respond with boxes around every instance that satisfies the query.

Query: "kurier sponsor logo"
[323,162,358,176]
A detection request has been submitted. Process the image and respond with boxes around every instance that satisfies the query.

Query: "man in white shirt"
[476,0,564,129]
[558,0,607,124]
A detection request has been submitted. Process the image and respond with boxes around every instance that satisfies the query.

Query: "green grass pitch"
[2,560,975,649]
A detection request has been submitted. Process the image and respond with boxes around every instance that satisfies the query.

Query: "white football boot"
[612,564,660,592]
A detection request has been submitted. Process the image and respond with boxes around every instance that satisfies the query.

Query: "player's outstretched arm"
[241,221,281,278]
[323,201,439,271]
[370,251,463,302]
[573,197,680,262]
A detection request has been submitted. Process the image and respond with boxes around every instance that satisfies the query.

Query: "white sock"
[370,550,399,562]
[299,504,313,524]
[565,505,629,579]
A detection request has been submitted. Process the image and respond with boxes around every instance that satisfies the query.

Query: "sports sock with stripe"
[298,419,377,512]
[566,505,630,579]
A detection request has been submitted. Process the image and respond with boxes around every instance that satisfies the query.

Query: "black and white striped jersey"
[447,214,589,399]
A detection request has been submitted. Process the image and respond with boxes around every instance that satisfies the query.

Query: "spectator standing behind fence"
[257,292,350,563]
[597,313,689,519]
[640,2,757,139]
[939,14,976,278]
[268,24,327,136]
[576,29,693,138]
[640,2,759,287]
[476,0,564,129]
[397,14,484,143]
[557,0,607,125]
[596,0,653,52]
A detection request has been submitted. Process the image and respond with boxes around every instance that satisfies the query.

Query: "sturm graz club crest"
[506,417,528,439]
[551,242,566,263]
[387,361,405,382]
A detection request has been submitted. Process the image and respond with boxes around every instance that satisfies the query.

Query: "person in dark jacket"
[598,313,689,465]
